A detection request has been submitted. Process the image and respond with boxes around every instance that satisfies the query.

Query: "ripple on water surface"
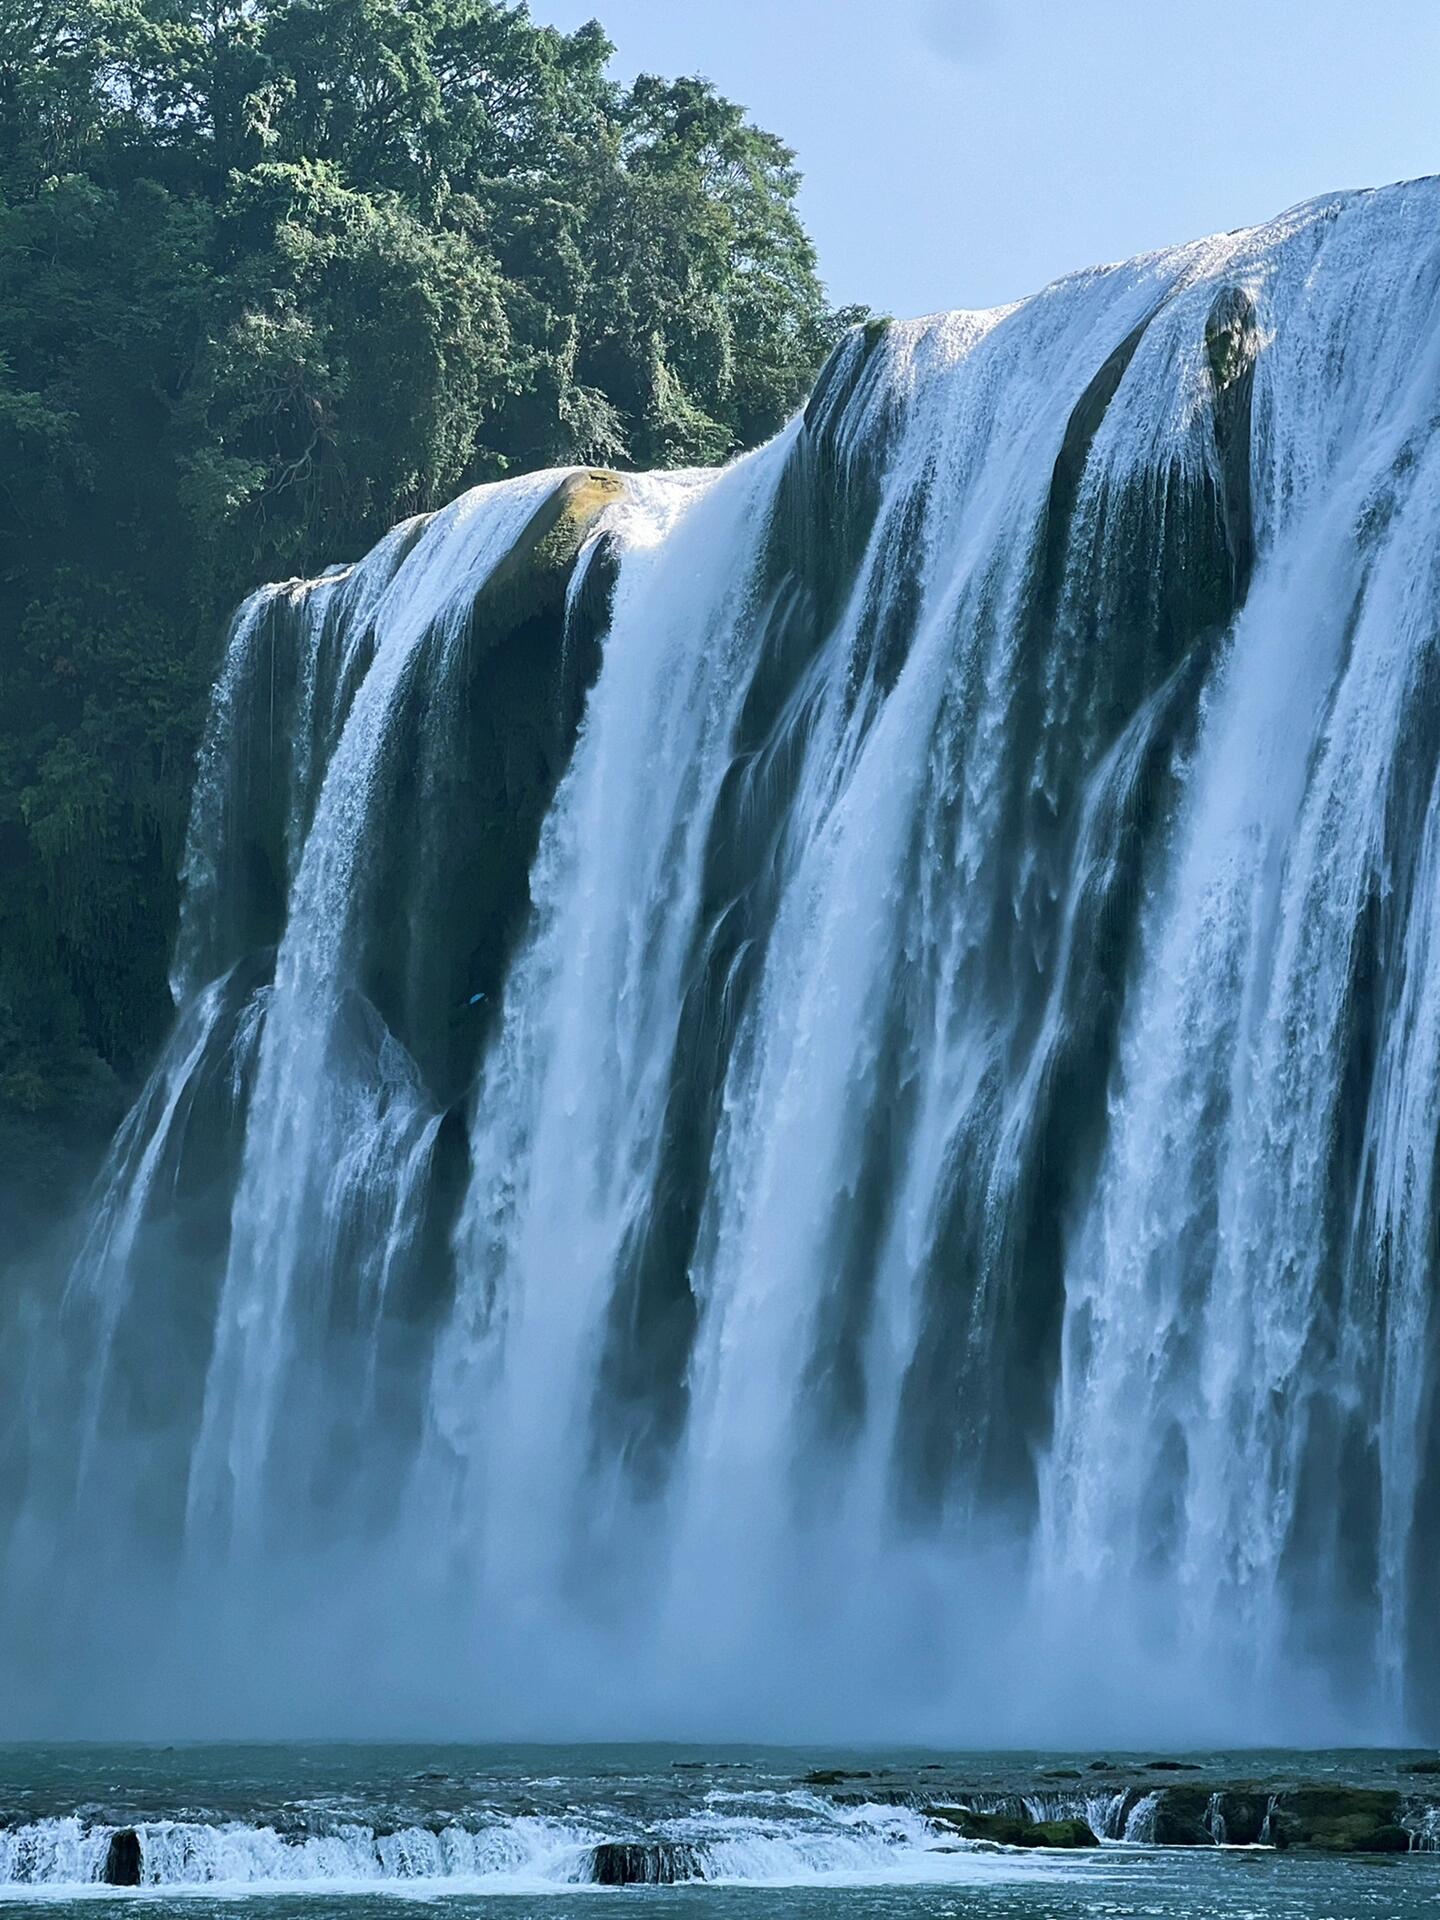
[1,1749,1438,1917]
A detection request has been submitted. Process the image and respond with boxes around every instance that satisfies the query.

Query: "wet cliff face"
[7,179,1440,1745]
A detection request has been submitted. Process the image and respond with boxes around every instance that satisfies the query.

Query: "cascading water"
[6,178,1440,1744]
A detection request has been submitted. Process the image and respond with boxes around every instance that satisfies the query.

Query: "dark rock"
[926,1807,1097,1849]
[101,1829,142,1886]
[1357,1825,1412,1853]
[355,466,625,1113]
[1204,285,1258,394]
[588,1841,703,1885]
[1267,1786,1405,1854]
[802,318,892,437]
[803,1769,872,1786]
[924,1776,1421,1855]
[1150,1786,1214,1846]
[1146,1783,1268,1847]
[1407,1760,1440,1776]
[1208,1790,1270,1846]
[1030,1819,1100,1848]
[1203,284,1258,592]
[1039,1768,1083,1780]
[1145,1760,1202,1772]
[1087,1759,1114,1772]
[928,1807,1035,1847]
[1045,309,1159,597]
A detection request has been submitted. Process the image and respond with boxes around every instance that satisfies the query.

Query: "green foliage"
[0,0,862,1217]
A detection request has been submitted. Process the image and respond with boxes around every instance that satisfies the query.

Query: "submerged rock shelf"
[804,1759,1440,1853]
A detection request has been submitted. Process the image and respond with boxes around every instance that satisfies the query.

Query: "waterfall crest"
[8,179,1440,1743]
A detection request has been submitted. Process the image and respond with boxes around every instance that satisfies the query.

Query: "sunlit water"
[8,179,1440,1745]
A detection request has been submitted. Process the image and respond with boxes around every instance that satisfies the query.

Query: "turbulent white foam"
[0,1822,111,1890]
[1121,1793,1162,1844]
[189,472,567,1548]
[0,1815,594,1893]
[0,1804,1079,1896]
[1035,177,1440,1731]
[965,1791,1134,1839]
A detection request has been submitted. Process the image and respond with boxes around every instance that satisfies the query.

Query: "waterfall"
[6,177,1440,1743]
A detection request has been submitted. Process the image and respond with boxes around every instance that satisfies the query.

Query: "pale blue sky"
[531,0,1440,318]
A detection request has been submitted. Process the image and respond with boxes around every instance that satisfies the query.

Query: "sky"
[530,0,1440,320]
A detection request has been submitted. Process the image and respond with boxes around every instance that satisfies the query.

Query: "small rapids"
[952,1791,1136,1838]
[0,1800,1064,1894]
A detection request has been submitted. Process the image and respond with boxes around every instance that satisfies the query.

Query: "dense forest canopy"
[0,0,860,1220]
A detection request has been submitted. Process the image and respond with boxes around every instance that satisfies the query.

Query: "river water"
[1,1747,1438,1917]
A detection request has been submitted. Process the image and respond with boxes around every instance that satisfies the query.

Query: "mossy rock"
[1204,285,1258,394]
[474,468,623,639]
[1144,1782,1263,1846]
[1355,1825,1412,1853]
[928,1807,1031,1846]
[351,465,625,1108]
[927,1807,1096,1849]
[1268,1786,1406,1853]
[1150,1785,1214,1846]
[1208,1789,1270,1846]
[1029,1818,1100,1848]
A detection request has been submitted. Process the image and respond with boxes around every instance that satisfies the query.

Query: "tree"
[0,0,864,1224]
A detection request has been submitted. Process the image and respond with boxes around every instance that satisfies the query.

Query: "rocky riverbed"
[799,1754,1440,1855]
[4,1745,1439,1892]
